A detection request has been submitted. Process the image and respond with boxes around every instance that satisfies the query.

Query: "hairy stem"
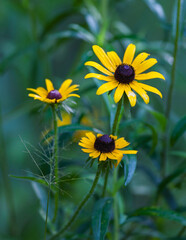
[50,165,102,240]
[112,99,123,240]
[162,0,181,177]
[44,185,51,240]
[52,105,59,222]
[112,99,122,135]
[102,165,109,197]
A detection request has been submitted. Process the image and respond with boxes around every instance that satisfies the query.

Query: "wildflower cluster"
[27,43,164,239]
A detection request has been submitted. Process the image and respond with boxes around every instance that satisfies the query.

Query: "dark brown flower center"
[47,90,62,101]
[114,64,135,84]
[94,134,115,153]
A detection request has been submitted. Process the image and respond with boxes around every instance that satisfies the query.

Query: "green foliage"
[92,198,113,240]
[0,0,186,239]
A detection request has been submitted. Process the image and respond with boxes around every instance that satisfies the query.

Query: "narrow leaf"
[92,198,113,240]
[131,206,186,226]
[123,154,137,186]
[170,116,186,146]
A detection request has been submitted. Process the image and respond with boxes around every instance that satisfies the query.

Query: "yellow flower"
[79,132,137,167]
[27,78,80,104]
[85,44,165,106]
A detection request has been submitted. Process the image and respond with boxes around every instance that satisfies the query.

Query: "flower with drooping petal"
[85,44,165,106]
[27,78,80,104]
[79,132,137,167]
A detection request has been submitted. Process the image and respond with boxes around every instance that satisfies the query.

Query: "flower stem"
[52,105,59,222]
[102,164,109,197]
[50,165,102,240]
[112,99,122,135]
[113,167,119,240]
[44,185,51,240]
[162,0,181,177]
[112,99,123,240]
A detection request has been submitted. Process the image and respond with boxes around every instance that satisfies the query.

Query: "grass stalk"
[162,0,181,177]
[52,105,59,222]
[50,165,102,240]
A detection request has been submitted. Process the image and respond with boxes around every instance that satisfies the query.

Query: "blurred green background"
[0,0,186,239]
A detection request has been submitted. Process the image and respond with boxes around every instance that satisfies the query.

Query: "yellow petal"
[109,135,117,140]
[135,58,157,75]
[106,152,117,160]
[132,52,150,69]
[96,81,118,95]
[45,79,54,92]
[59,79,73,93]
[114,155,123,168]
[79,142,94,148]
[124,84,137,107]
[121,150,138,154]
[85,73,114,81]
[80,137,94,145]
[85,132,96,141]
[81,148,94,153]
[92,45,115,72]
[99,153,107,161]
[130,82,149,104]
[123,44,136,65]
[115,138,130,148]
[67,94,80,98]
[89,151,100,158]
[136,82,162,98]
[85,61,113,76]
[37,87,48,97]
[97,133,103,137]
[28,93,41,99]
[107,51,122,67]
[135,71,165,80]
[114,84,125,103]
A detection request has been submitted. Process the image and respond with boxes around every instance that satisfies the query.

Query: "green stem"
[97,0,109,46]
[102,165,109,197]
[162,0,181,177]
[112,99,122,135]
[50,165,102,240]
[113,167,119,240]
[44,185,51,240]
[0,104,16,234]
[112,99,123,240]
[177,226,186,237]
[52,105,59,222]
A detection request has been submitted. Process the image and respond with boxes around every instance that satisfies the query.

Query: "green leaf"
[142,104,166,131]
[123,154,137,186]
[92,198,113,240]
[131,206,186,226]
[143,0,166,22]
[10,175,48,186]
[40,9,78,39]
[69,24,95,43]
[170,151,186,159]
[170,116,186,146]
[157,161,186,196]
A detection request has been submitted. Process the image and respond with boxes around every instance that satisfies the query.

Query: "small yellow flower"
[85,44,165,106]
[79,132,137,167]
[27,78,80,104]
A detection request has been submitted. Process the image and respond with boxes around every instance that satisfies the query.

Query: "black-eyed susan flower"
[27,78,80,104]
[79,132,137,167]
[85,44,165,106]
